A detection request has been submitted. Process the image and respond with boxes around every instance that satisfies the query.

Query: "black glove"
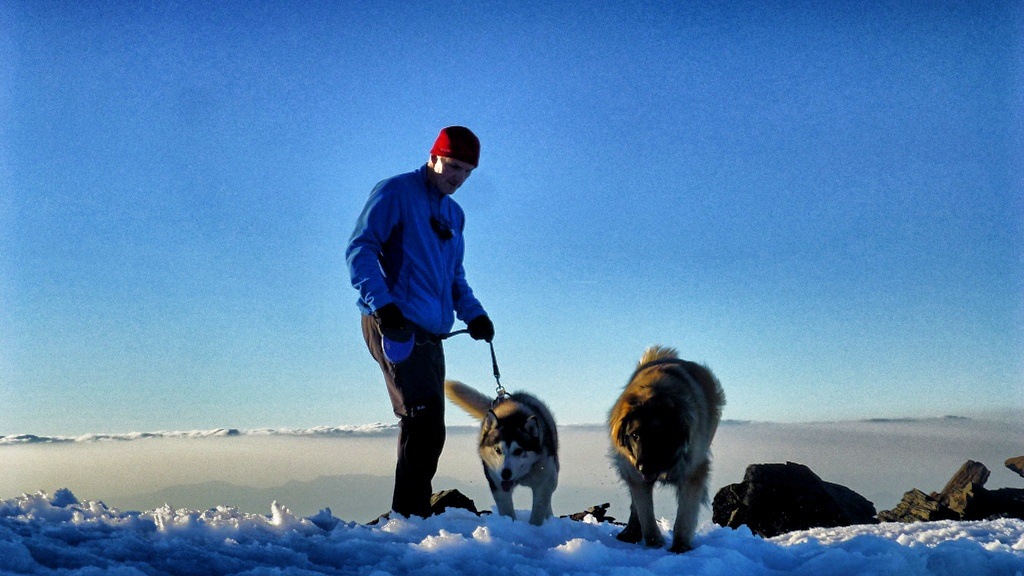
[467,315,494,342]
[374,303,406,331]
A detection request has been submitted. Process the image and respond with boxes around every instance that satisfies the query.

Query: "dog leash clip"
[490,341,507,403]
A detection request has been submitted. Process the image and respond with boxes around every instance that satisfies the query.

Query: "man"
[346,126,494,518]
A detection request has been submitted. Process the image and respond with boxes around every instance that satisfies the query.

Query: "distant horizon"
[3,416,1020,526]
[4,408,1022,444]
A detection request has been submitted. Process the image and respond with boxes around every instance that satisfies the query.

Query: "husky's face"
[618,402,689,483]
[480,410,543,491]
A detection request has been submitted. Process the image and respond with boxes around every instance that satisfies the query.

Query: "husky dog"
[444,380,559,525]
[609,346,726,552]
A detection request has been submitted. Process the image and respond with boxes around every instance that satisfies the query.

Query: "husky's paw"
[669,539,693,553]
[615,525,642,544]
[644,533,666,548]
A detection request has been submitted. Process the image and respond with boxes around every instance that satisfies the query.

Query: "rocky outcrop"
[368,489,479,524]
[878,460,1024,522]
[712,462,876,538]
[371,492,622,525]
[1006,456,1024,479]
[429,489,479,515]
[875,488,958,523]
[366,456,1024,528]
[562,502,617,523]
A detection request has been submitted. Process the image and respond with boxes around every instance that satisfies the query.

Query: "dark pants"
[361,314,446,518]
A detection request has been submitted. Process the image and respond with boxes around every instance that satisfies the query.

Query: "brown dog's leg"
[627,481,664,547]
[616,503,643,543]
[670,460,710,553]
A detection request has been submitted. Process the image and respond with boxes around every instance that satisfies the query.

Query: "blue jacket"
[346,165,486,336]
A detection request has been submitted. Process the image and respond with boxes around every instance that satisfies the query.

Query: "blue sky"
[3,1,1021,435]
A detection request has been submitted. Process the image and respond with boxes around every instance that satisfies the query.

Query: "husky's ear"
[524,414,540,438]
[482,410,498,434]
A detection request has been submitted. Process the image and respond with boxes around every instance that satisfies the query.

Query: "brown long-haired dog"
[609,346,725,552]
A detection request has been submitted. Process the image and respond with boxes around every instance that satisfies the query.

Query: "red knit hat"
[430,126,480,167]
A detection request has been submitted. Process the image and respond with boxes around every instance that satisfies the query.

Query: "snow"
[1,490,1021,576]
[0,424,399,445]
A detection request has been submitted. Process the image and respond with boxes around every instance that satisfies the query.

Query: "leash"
[489,341,507,402]
[439,329,507,403]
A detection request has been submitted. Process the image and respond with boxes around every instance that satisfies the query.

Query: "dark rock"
[935,461,991,519]
[877,488,957,523]
[368,489,479,524]
[563,503,617,523]
[986,488,1024,520]
[1006,456,1024,479]
[429,489,479,516]
[823,481,877,525]
[944,482,988,519]
[937,460,990,503]
[712,483,745,528]
[712,462,877,538]
[879,460,1024,522]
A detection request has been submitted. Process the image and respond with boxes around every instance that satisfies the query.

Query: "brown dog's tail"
[638,345,679,366]
[444,380,493,420]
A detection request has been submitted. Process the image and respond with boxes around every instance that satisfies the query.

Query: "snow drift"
[1,489,1022,575]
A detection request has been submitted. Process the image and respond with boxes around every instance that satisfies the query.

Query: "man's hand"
[468,315,495,342]
[374,303,406,331]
